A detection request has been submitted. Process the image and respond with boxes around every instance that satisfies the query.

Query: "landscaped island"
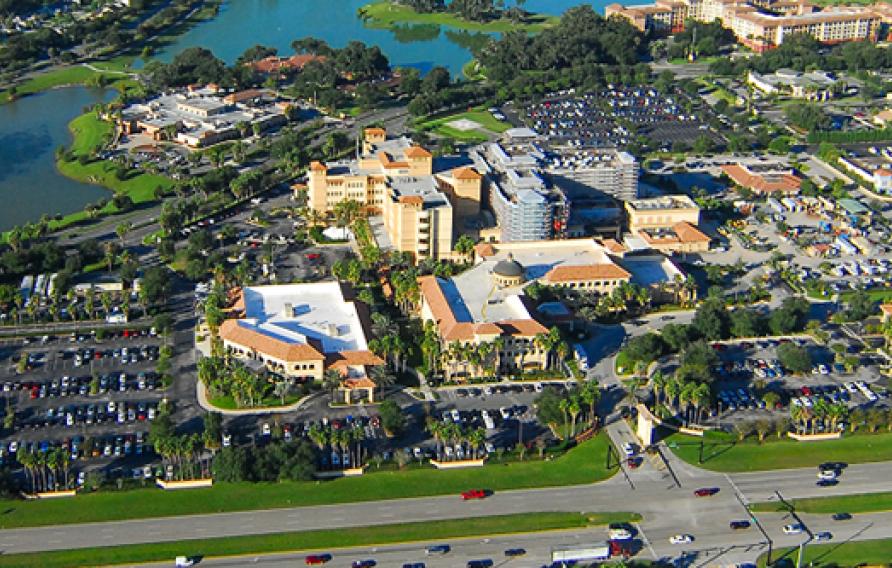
[358,0,558,34]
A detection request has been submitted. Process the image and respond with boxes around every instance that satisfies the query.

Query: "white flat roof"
[241,282,367,353]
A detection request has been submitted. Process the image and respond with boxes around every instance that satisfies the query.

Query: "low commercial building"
[118,87,287,148]
[304,128,483,261]
[747,69,840,101]
[623,195,709,253]
[219,282,382,387]
[721,163,802,195]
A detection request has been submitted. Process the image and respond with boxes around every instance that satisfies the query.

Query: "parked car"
[669,534,693,544]
[730,520,751,530]
[694,487,720,497]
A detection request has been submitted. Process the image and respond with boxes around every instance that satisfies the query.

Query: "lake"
[1,0,610,231]
[157,0,612,74]
[0,87,115,231]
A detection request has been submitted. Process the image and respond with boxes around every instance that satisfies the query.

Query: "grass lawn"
[665,430,892,472]
[0,434,616,529]
[615,351,634,375]
[0,58,138,105]
[48,112,172,232]
[417,106,510,141]
[359,0,557,33]
[208,393,303,410]
[760,538,892,567]
[0,511,640,568]
[750,491,892,515]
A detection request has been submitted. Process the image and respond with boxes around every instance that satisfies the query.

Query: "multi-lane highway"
[4,439,892,566]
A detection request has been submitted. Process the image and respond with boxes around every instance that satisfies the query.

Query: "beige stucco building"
[624,196,709,254]
[606,0,888,52]
[303,128,483,261]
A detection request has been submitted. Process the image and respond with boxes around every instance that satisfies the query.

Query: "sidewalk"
[195,381,321,415]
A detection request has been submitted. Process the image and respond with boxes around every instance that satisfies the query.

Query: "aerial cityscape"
[3,0,892,566]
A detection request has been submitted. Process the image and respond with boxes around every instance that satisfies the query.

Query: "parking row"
[7,371,161,399]
[16,400,161,430]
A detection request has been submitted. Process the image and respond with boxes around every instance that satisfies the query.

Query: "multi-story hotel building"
[303,128,483,261]
[606,0,888,52]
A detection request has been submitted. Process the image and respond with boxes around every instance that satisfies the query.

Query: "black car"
[402,564,425,568]
[817,479,839,487]
[467,561,493,568]
[730,520,751,530]
[504,548,526,557]
[832,512,852,521]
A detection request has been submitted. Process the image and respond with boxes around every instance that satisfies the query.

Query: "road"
[5,448,892,565]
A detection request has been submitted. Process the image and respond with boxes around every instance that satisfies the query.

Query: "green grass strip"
[750,491,892,515]
[359,0,557,33]
[759,537,892,567]
[0,435,615,529]
[0,512,639,568]
[665,431,892,472]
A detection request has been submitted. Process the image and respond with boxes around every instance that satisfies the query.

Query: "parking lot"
[661,337,890,431]
[516,87,723,150]
[0,330,168,477]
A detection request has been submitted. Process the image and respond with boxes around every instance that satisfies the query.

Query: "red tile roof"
[219,319,325,362]
[722,164,801,194]
[543,264,631,283]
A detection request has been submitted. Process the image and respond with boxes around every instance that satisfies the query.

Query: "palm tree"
[579,381,601,426]
[567,397,581,438]
[369,365,396,392]
[650,371,666,406]
[664,378,681,412]
[323,369,342,401]
[467,427,485,459]
[308,424,329,451]
[558,398,570,440]
[19,451,35,493]
[426,418,445,459]
[691,383,711,424]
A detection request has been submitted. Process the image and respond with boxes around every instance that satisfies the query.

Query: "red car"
[694,487,720,497]
[461,489,487,500]
[305,554,331,565]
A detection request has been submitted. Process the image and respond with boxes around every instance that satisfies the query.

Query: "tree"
[692,298,731,340]
[378,400,406,436]
[730,309,764,338]
[453,234,476,261]
[623,333,665,365]
[677,341,719,383]
[777,343,812,374]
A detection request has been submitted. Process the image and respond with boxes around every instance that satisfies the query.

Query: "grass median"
[759,538,892,567]
[664,430,892,472]
[750,491,892,515]
[0,511,639,568]
[0,434,616,529]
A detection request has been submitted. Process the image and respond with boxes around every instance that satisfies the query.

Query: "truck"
[551,542,611,563]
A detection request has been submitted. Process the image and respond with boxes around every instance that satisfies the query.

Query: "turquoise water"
[157,0,610,74]
[0,87,114,231]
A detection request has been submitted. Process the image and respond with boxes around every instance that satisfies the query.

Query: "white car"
[609,528,633,540]
[818,469,838,480]
[818,364,829,375]
[222,434,232,448]
[783,523,804,535]
[669,534,693,545]
[622,442,635,457]
[261,423,271,436]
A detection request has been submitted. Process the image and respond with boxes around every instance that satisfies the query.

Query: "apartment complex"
[218,282,382,386]
[606,0,888,52]
[304,128,483,261]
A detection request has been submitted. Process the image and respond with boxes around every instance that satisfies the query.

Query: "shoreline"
[357,0,557,34]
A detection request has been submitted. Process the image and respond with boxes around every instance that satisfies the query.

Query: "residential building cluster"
[117,86,288,148]
[606,0,892,52]
[837,145,892,193]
